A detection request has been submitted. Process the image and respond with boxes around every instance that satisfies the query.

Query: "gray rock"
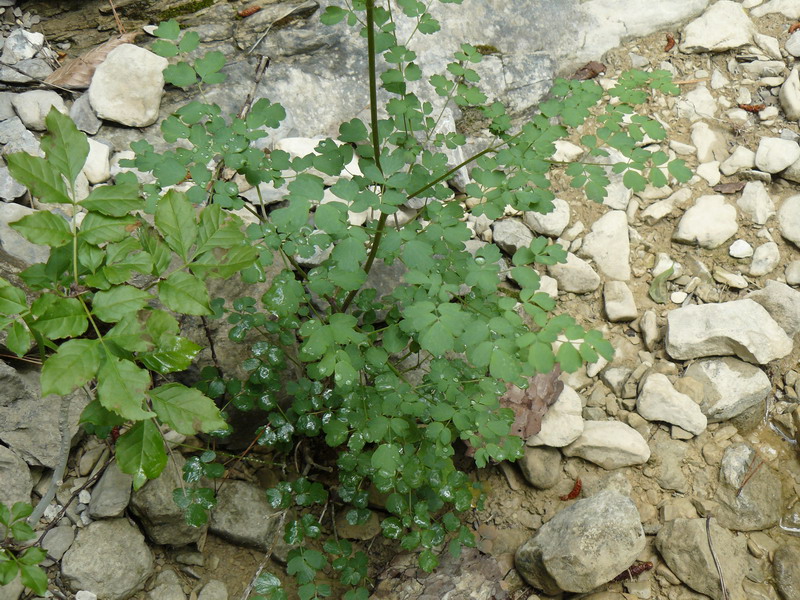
[636,373,707,436]
[755,137,800,173]
[146,570,185,600]
[603,281,637,322]
[684,358,771,422]
[88,461,132,518]
[780,67,800,121]
[69,94,103,136]
[749,242,780,276]
[679,1,754,53]
[526,385,583,448]
[0,445,31,508]
[61,518,154,600]
[88,45,168,127]
[753,0,800,18]
[773,543,800,600]
[562,421,650,469]
[653,439,689,493]
[523,198,570,237]
[2,29,44,64]
[787,261,800,286]
[515,491,645,593]
[210,480,281,550]
[579,210,630,280]
[713,444,782,531]
[547,252,601,294]
[491,218,533,255]
[673,195,738,249]
[130,454,203,546]
[691,122,728,163]
[0,165,26,201]
[0,575,23,600]
[10,90,67,131]
[656,518,748,600]
[748,280,800,337]
[0,93,17,121]
[198,580,228,600]
[0,116,40,158]
[0,58,54,84]
[665,299,793,364]
[780,195,800,247]
[41,525,76,566]
[518,446,561,490]
[0,362,88,468]
[736,181,774,225]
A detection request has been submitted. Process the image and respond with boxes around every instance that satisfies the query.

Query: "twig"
[28,393,72,526]
[108,0,126,35]
[238,509,288,600]
[672,77,710,85]
[705,515,729,600]
[736,456,763,497]
[0,60,79,95]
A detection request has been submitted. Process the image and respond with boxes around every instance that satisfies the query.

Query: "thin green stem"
[366,0,383,175]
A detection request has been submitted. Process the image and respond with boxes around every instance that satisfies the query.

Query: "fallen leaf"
[45,32,140,90]
[712,181,746,194]
[499,365,564,439]
[571,61,606,80]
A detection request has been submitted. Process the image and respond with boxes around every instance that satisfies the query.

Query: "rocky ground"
[2,0,800,599]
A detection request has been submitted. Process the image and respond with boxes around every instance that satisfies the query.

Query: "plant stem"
[365,0,382,175]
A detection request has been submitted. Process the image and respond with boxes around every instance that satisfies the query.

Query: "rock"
[515,491,645,594]
[0,165,26,202]
[198,580,228,600]
[753,0,800,18]
[636,374,707,436]
[492,218,533,255]
[780,67,800,120]
[518,446,561,489]
[0,58,54,84]
[526,384,584,448]
[87,461,132,518]
[0,575,23,600]
[146,570,186,600]
[61,518,154,600]
[130,454,203,546]
[523,198,569,237]
[579,210,630,280]
[655,518,748,600]
[0,117,40,156]
[209,480,282,550]
[547,252,601,293]
[749,280,800,337]
[641,310,660,351]
[787,261,800,285]
[653,439,689,493]
[673,195,738,249]
[0,445,31,508]
[334,510,381,541]
[713,443,782,531]
[720,145,756,176]
[70,94,103,135]
[749,242,780,276]
[0,362,88,468]
[562,421,650,469]
[603,281,637,322]
[82,139,111,185]
[0,202,50,266]
[2,29,44,63]
[88,44,168,127]
[676,85,718,121]
[684,358,770,422]
[665,299,793,364]
[779,195,800,247]
[41,525,75,566]
[773,543,800,600]
[729,239,754,258]
[736,182,774,225]
[696,161,720,186]
[10,90,67,131]
[680,1,755,53]
[755,137,800,173]
[691,122,728,163]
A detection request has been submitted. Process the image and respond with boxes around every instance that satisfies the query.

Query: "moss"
[157,0,214,21]
[475,44,500,56]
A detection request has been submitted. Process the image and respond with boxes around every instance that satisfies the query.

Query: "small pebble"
[78,490,91,504]
[670,291,688,304]
[729,239,754,258]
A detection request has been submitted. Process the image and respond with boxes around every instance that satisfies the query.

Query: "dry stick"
[705,515,730,600]
[107,0,126,35]
[736,456,764,497]
[28,393,72,525]
[0,60,79,95]
[238,509,288,600]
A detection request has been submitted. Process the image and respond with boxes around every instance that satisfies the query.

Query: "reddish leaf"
[571,61,606,80]
[499,365,564,438]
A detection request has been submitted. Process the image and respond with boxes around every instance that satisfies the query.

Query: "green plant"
[0,0,692,598]
[0,502,47,596]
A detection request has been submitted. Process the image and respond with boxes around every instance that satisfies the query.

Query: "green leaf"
[154,19,180,40]
[139,335,201,374]
[5,153,71,204]
[10,502,33,522]
[116,419,168,490]
[92,285,153,323]
[0,282,27,315]
[155,190,197,260]
[668,158,693,182]
[0,559,17,587]
[30,295,87,339]
[164,62,197,88]
[149,383,226,435]
[19,563,48,595]
[158,271,211,315]
[556,342,582,373]
[178,31,200,53]
[151,39,178,57]
[194,51,226,83]
[6,321,31,357]
[80,213,138,245]
[649,265,673,304]
[40,107,89,184]
[195,203,244,255]
[418,549,439,573]
[371,444,402,476]
[79,181,143,216]
[622,170,647,192]
[10,210,71,247]
[41,339,100,396]
[97,354,155,420]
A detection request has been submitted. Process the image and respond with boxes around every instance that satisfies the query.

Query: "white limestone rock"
[523,198,570,237]
[552,140,583,162]
[748,280,800,337]
[526,385,584,448]
[749,242,780,276]
[579,210,630,280]
[603,281,637,322]
[492,218,533,255]
[753,0,800,18]
[780,67,800,121]
[691,122,728,163]
[729,239,754,259]
[82,139,111,185]
[736,181,774,225]
[684,358,771,422]
[696,161,720,186]
[2,29,44,64]
[787,32,800,57]
[779,195,800,247]
[637,373,707,436]
[547,252,601,294]
[88,44,168,127]
[673,195,738,249]
[680,1,755,53]
[562,421,651,470]
[11,90,67,131]
[720,146,756,176]
[755,137,800,174]
[786,261,800,285]
[676,85,718,121]
[665,299,793,364]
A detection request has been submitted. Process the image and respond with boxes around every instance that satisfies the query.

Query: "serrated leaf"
[150,382,226,435]
[5,153,71,204]
[10,210,71,247]
[155,190,197,260]
[116,419,167,490]
[195,203,244,255]
[6,321,31,357]
[92,285,153,323]
[30,295,87,339]
[80,212,139,245]
[97,354,154,420]
[139,335,202,374]
[0,283,26,315]
[158,271,211,315]
[19,563,47,595]
[79,181,143,216]
[40,107,89,184]
[41,339,100,396]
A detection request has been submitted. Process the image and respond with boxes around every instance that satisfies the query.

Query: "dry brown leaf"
[571,61,606,80]
[44,31,140,90]
[500,365,564,439]
[712,181,746,194]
